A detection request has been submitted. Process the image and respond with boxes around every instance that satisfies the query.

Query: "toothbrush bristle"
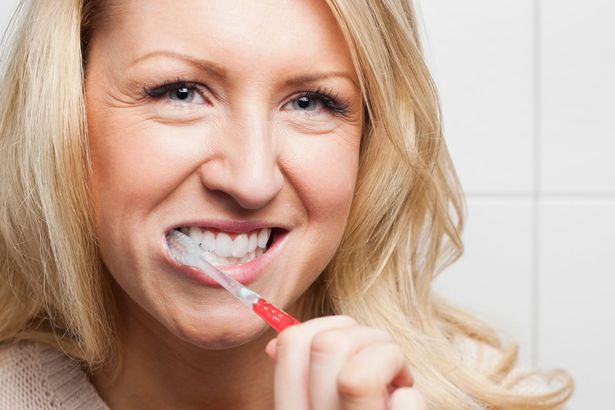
[166,230,198,266]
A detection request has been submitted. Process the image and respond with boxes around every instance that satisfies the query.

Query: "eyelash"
[143,78,207,101]
[142,79,350,117]
[293,87,350,117]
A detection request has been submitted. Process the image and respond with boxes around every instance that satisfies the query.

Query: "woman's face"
[85,0,362,348]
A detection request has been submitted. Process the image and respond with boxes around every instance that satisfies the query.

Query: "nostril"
[205,181,281,211]
[197,151,284,211]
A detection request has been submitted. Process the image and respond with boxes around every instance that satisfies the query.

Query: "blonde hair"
[0,0,573,408]
[0,0,114,364]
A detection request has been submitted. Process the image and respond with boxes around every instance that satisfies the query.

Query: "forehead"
[98,0,355,80]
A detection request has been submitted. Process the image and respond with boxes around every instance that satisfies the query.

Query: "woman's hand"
[265,315,428,410]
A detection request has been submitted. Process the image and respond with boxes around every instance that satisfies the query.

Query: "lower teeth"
[201,246,265,266]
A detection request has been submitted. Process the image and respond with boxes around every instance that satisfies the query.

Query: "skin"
[85,0,426,408]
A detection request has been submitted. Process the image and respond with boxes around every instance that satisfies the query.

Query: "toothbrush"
[166,229,301,332]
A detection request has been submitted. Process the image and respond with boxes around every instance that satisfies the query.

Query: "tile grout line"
[531,0,541,368]
[465,192,615,199]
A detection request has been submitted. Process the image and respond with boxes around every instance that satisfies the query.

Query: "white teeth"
[188,226,203,244]
[232,233,249,258]
[257,228,270,248]
[204,251,217,265]
[215,232,233,257]
[248,233,258,253]
[202,230,215,252]
[178,226,273,266]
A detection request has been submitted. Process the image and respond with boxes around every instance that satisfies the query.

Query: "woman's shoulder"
[0,340,108,409]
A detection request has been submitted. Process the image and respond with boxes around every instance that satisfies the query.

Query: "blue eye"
[144,81,207,105]
[292,96,321,112]
[287,89,350,117]
[169,86,195,102]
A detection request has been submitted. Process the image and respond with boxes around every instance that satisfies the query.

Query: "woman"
[0,0,573,408]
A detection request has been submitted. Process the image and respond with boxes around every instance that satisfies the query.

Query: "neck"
[93,301,277,410]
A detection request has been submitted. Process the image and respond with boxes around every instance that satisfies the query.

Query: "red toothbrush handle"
[252,298,301,332]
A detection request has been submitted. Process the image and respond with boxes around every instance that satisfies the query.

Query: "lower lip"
[162,230,288,287]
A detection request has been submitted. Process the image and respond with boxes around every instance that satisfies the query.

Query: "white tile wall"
[540,1,615,193]
[418,1,615,409]
[434,198,534,366]
[416,0,535,194]
[2,1,613,409]
[0,1,17,41]
[539,199,615,409]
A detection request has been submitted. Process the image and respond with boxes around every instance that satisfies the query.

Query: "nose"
[198,113,284,210]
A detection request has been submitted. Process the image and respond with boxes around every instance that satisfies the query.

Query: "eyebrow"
[284,72,359,90]
[130,50,358,90]
[130,50,228,79]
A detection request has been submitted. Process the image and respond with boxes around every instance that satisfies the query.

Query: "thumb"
[265,337,278,360]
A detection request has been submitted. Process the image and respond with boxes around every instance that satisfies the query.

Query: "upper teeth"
[179,226,272,266]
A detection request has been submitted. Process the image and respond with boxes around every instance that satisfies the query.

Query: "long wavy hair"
[0,0,573,408]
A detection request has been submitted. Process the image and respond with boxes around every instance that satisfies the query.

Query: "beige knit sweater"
[0,341,108,409]
[0,339,561,409]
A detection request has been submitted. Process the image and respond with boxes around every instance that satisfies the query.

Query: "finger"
[337,342,413,410]
[272,315,357,410]
[309,326,393,410]
[389,388,428,410]
[265,337,277,359]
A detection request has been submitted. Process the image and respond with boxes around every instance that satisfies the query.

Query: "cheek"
[85,102,214,283]
[284,133,360,230]
[87,112,208,226]
[90,126,172,208]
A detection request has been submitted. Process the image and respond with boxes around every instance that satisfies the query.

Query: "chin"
[168,308,273,350]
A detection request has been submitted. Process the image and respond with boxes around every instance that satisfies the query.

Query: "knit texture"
[0,341,108,409]
[0,339,561,409]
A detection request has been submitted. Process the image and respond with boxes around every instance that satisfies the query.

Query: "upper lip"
[165,219,289,235]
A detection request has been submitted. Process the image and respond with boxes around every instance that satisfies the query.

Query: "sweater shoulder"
[0,340,108,409]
